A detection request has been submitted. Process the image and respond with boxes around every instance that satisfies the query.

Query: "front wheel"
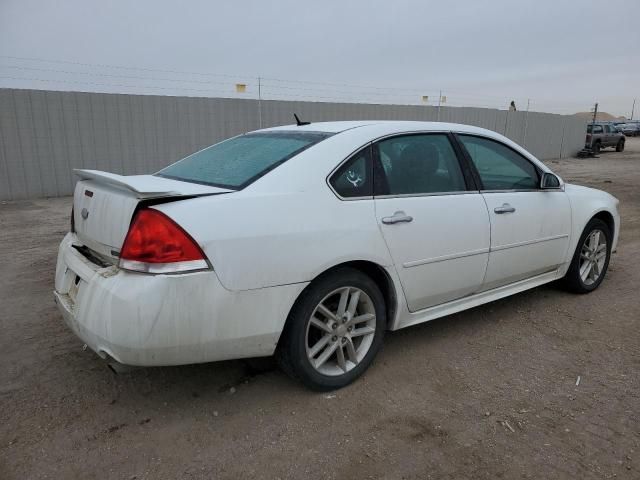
[616,140,625,152]
[276,268,386,391]
[562,218,612,293]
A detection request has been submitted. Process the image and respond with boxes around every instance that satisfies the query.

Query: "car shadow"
[89,282,566,400]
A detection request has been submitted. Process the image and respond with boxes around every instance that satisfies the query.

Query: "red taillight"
[119,208,209,274]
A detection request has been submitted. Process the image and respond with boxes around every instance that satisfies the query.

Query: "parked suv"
[586,123,625,153]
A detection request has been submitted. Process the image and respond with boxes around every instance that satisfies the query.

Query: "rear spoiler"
[74,169,232,199]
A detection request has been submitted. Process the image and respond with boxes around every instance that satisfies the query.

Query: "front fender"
[560,184,620,275]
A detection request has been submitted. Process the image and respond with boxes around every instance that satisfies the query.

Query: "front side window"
[373,134,466,195]
[157,131,333,189]
[329,146,372,198]
[458,135,539,190]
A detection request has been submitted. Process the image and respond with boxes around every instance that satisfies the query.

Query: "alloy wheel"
[305,287,376,376]
[579,229,607,286]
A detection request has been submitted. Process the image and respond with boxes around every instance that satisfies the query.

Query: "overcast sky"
[1,0,638,117]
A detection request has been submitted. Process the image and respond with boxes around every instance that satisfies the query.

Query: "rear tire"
[616,140,625,152]
[593,142,601,154]
[562,218,612,294]
[276,267,386,391]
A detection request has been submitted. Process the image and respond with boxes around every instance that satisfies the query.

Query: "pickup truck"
[585,123,625,155]
[586,123,625,153]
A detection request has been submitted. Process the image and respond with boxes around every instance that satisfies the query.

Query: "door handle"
[381,211,413,224]
[494,203,516,214]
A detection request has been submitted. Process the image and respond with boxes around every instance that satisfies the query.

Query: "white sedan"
[54,121,620,390]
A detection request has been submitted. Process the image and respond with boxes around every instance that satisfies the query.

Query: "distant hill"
[573,111,627,122]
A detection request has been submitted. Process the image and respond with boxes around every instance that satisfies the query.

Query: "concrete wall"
[0,88,587,200]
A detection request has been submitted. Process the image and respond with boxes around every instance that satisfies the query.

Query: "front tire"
[562,218,612,293]
[276,268,386,391]
[616,140,625,152]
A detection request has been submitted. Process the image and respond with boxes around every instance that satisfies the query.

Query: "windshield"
[156,131,333,189]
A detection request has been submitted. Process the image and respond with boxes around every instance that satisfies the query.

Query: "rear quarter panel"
[156,191,393,291]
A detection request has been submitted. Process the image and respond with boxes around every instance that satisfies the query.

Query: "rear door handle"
[494,203,516,214]
[381,211,413,224]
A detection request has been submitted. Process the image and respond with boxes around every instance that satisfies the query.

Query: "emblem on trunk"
[81,208,89,220]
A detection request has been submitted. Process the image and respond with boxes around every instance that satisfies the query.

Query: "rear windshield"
[156,131,333,189]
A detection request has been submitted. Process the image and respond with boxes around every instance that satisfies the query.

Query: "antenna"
[294,113,311,126]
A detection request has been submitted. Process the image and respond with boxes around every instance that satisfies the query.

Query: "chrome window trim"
[327,131,473,202]
[368,129,452,144]
[326,142,374,201]
[481,186,565,194]
[332,195,375,202]
[326,130,564,201]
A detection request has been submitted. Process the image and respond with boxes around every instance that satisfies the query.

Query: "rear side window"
[373,134,466,195]
[458,135,539,190]
[329,146,372,198]
[157,131,332,189]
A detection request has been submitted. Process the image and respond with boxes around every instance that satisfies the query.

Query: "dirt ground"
[1,139,639,480]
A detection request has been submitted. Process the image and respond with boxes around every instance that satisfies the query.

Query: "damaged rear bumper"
[54,232,306,366]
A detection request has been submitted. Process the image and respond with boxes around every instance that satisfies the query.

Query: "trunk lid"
[72,169,232,262]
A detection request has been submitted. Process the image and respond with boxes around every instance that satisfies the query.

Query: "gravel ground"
[1,139,639,479]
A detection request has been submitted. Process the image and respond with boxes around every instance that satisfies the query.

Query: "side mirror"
[541,172,561,190]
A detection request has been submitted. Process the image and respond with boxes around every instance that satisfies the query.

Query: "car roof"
[259,120,382,133]
[259,120,502,136]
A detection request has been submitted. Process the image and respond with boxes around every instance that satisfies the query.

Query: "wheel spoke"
[345,337,358,364]
[347,289,360,316]
[316,303,337,322]
[580,252,590,261]
[336,288,350,317]
[310,316,332,334]
[350,326,375,338]
[595,250,607,261]
[596,243,606,253]
[580,261,591,282]
[592,261,600,278]
[347,312,375,328]
[308,334,331,357]
[336,344,347,372]
[314,340,338,369]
